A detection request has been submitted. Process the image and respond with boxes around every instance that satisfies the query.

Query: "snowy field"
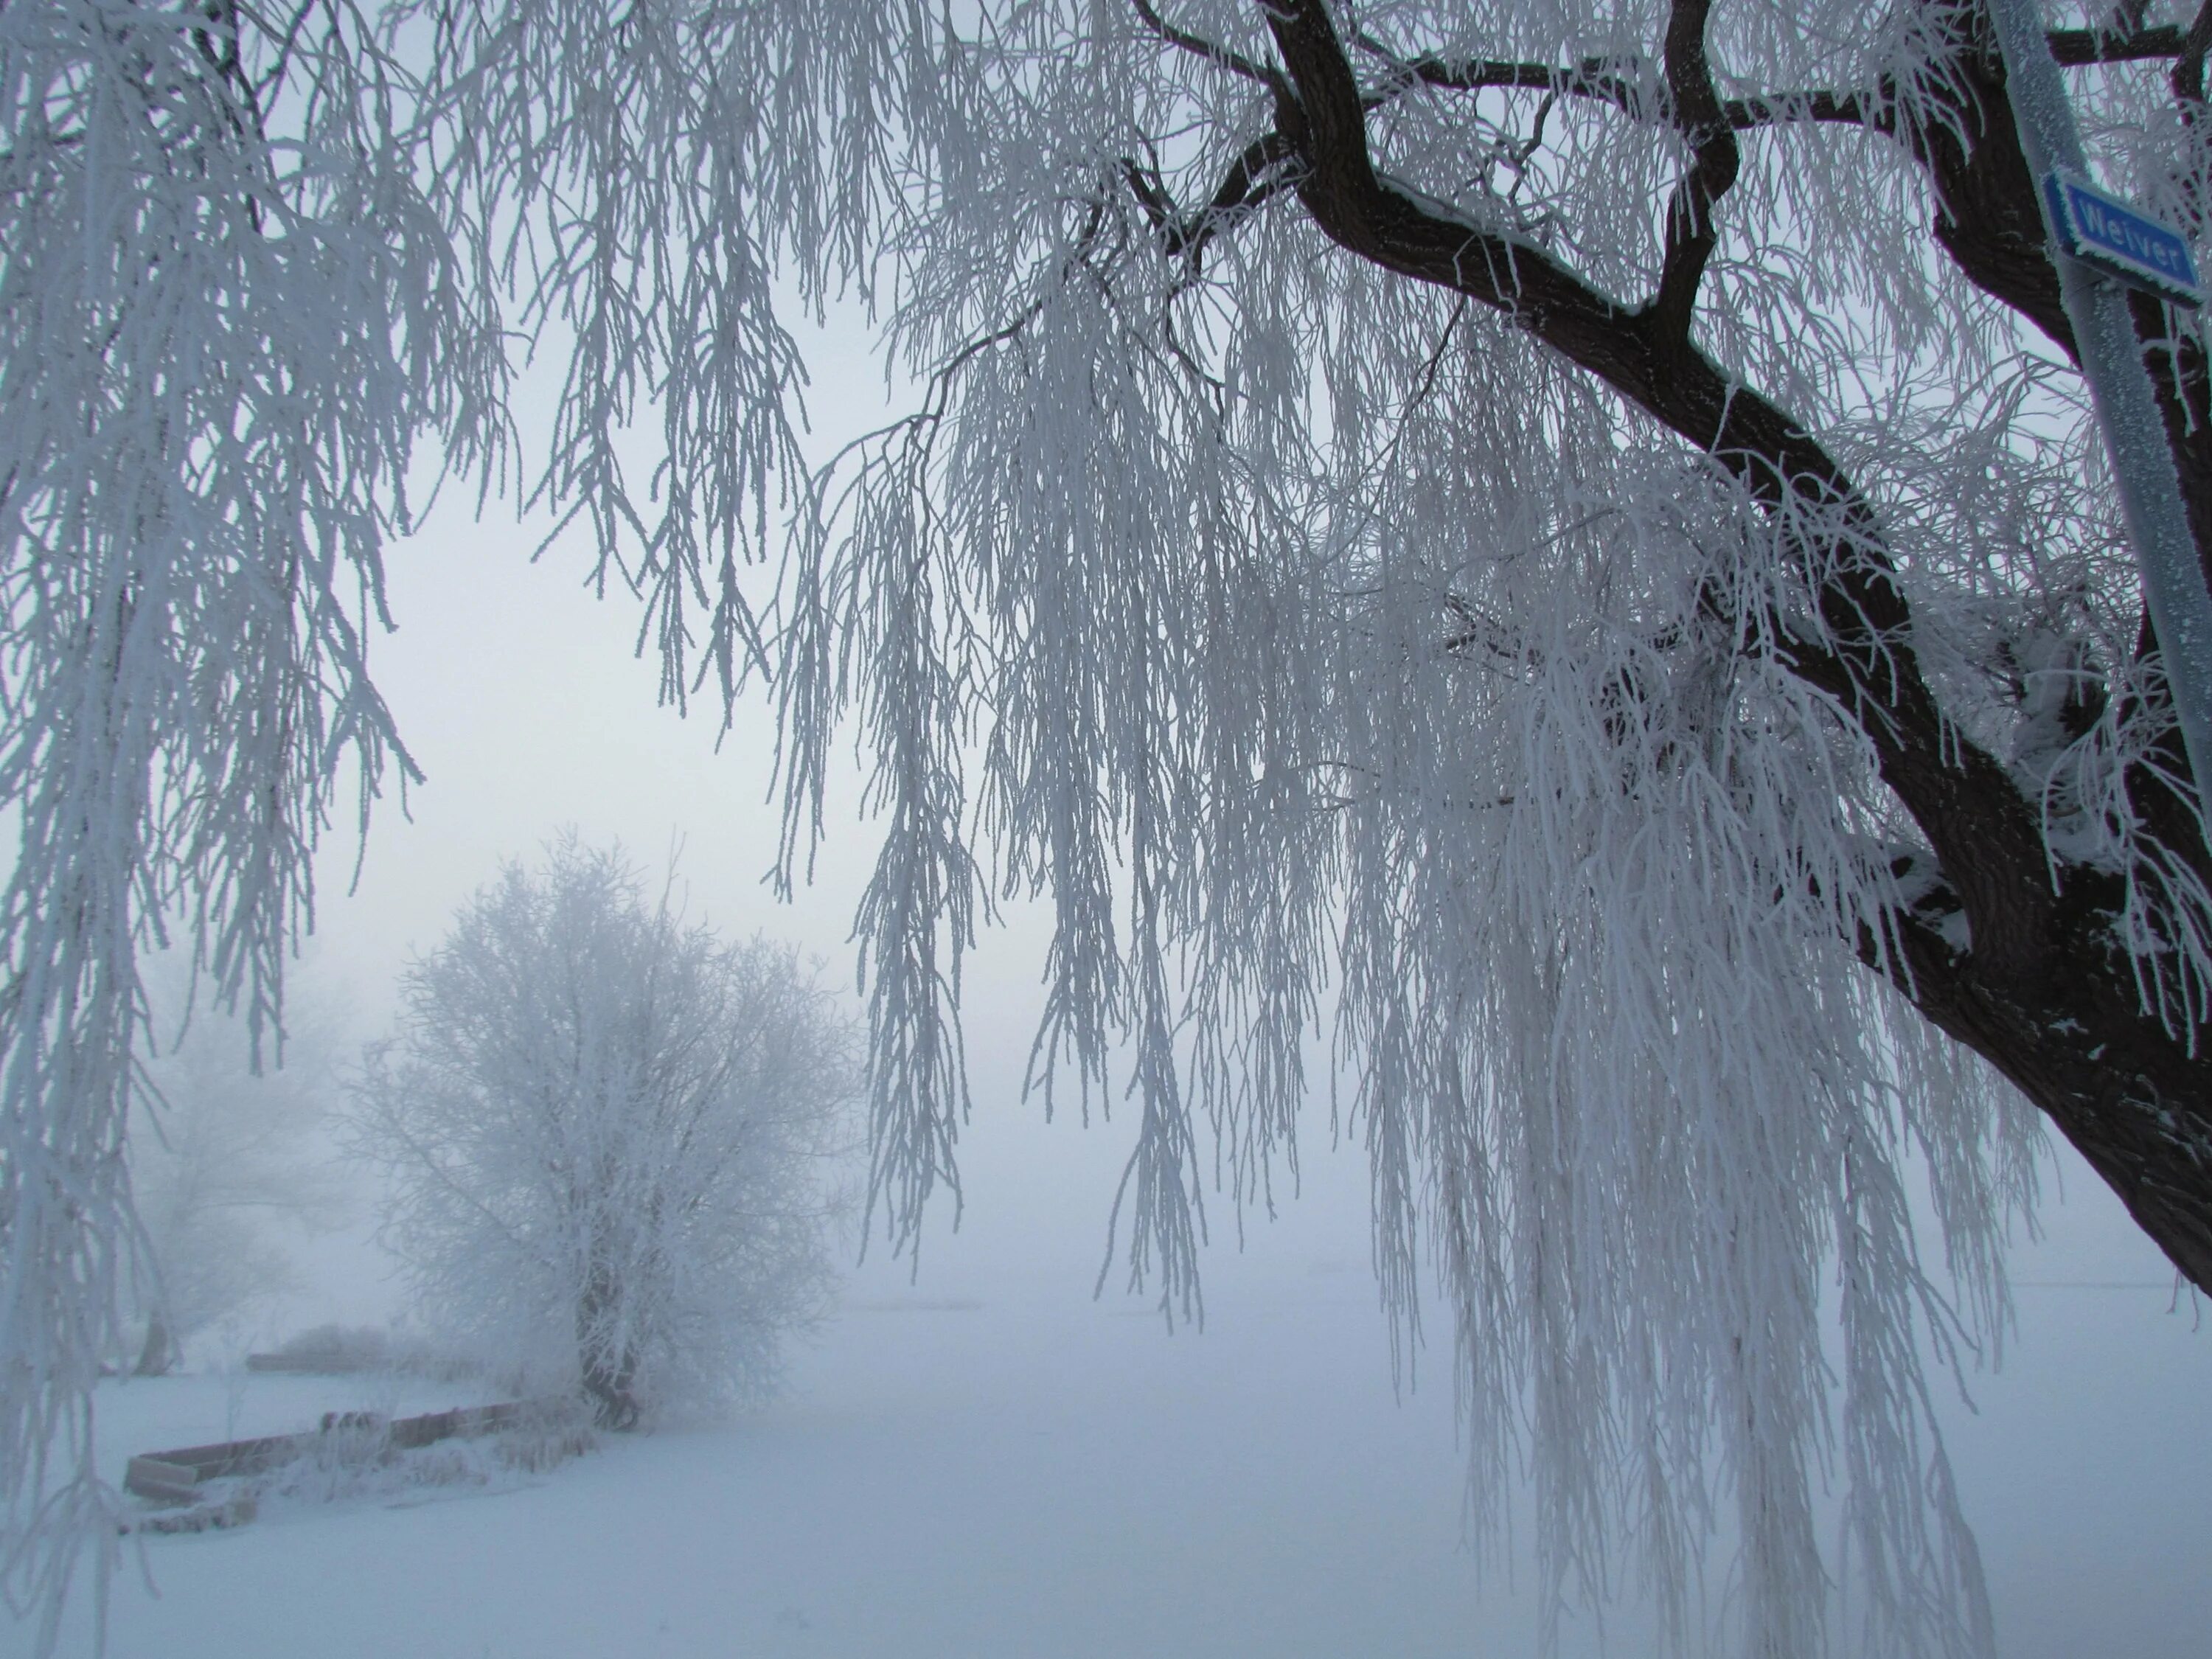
[58,1288,1487,1659]
[27,1134,2212,1659]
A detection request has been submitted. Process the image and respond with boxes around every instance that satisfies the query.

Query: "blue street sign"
[2042,172,2204,307]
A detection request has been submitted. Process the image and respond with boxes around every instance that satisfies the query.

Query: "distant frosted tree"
[347,840,852,1427]
[5,1,2212,1654]
[128,995,348,1376]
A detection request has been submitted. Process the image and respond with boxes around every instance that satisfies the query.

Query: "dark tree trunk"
[577,1261,640,1430]
[133,1312,174,1378]
[580,1352,641,1431]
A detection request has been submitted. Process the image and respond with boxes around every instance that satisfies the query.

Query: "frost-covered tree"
[347,839,851,1427]
[128,991,348,1376]
[6,0,2212,1652]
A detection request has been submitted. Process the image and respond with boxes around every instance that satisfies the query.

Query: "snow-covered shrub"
[347,838,854,1426]
[254,1405,596,1514]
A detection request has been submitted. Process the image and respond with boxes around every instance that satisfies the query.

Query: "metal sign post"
[1986,0,2212,806]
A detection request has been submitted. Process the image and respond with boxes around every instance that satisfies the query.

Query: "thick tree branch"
[1259,0,2052,975]
[1350,38,1656,116]
[1251,0,2212,1291]
[1349,16,2199,136]
[1724,88,1872,128]
[2047,21,2188,63]
[1350,35,1866,132]
[1864,895,2212,1293]
[2180,0,2212,99]
[1651,0,1741,338]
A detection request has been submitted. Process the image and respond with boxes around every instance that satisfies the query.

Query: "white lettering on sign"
[2044,173,2204,307]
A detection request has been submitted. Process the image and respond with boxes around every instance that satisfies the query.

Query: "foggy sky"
[223,326,2212,1659]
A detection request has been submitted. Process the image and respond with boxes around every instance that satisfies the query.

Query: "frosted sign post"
[1987,0,2212,799]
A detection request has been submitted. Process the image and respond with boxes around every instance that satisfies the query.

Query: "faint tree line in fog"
[127,984,349,1377]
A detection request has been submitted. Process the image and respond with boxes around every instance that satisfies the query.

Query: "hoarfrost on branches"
[2,0,850,1630]
[347,838,853,1427]
[7,1,2212,1655]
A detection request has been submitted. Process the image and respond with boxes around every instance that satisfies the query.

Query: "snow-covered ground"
[28,1154,2212,1659]
[58,1281,1506,1659]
